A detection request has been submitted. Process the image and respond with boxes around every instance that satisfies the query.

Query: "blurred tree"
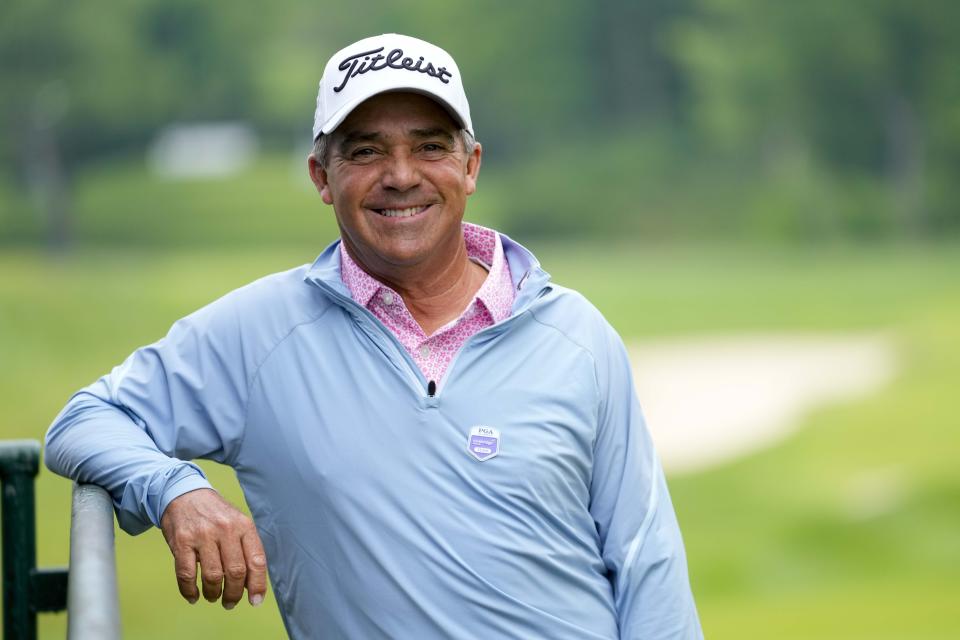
[587,0,692,125]
[671,0,960,236]
[0,0,267,249]
[1,0,81,248]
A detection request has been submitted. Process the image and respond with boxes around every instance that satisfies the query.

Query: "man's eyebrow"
[409,127,455,144]
[337,131,383,153]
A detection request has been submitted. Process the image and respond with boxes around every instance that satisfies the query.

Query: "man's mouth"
[372,205,430,218]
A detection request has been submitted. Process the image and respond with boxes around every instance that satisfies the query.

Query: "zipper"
[309,267,551,400]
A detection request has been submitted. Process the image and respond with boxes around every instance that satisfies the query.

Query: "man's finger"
[219,535,247,610]
[173,546,199,604]
[241,528,268,606]
[197,543,225,603]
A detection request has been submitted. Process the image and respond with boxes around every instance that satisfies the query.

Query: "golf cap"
[312,33,473,140]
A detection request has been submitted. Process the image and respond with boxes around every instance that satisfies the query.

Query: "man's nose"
[380,151,421,191]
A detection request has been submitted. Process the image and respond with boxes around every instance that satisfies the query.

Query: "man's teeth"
[378,206,424,218]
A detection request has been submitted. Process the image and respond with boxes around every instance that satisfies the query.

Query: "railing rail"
[67,483,121,639]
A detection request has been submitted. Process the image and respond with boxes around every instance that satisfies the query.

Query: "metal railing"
[0,440,121,639]
[67,483,121,639]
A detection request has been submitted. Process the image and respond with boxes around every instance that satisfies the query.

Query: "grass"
[0,241,957,638]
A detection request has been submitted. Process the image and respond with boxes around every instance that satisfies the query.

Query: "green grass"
[0,242,957,638]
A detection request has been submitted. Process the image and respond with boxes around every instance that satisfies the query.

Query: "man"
[46,34,703,639]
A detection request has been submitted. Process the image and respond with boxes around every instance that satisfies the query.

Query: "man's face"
[308,92,482,279]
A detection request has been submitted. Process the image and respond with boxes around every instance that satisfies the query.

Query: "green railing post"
[0,440,68,640]
[1,440,41,640]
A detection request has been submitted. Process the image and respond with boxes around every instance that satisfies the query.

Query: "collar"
[305,226,551,317]
[338,223,514,323]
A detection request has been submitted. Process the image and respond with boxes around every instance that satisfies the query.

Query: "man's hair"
[312,129,477,167]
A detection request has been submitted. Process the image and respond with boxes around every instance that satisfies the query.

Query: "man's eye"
[352,148,376,158]
[421,143,445,153]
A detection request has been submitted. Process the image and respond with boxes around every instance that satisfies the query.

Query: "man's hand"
[160,488,268,609]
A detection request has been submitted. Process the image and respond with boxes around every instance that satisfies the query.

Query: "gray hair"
[312,129,477,168]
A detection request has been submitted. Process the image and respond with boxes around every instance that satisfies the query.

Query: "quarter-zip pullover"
[45,233,703,639]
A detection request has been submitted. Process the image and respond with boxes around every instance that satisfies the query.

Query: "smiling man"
[45,34,703,639]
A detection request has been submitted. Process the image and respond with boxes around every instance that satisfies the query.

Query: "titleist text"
[334,47,452,93]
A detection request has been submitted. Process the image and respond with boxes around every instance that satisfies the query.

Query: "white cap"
[312,33,473,141]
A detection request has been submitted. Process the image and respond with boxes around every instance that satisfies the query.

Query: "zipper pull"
[517,270,531,290]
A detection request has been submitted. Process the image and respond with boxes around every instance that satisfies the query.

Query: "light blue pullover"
[45,234,703,639]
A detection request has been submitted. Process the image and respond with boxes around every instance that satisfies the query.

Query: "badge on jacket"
[467,426,500,461]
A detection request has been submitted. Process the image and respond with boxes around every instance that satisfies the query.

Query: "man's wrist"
[156,469,213,526]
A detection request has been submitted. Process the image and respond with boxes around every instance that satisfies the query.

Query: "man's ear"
[307,154,334,205]
[464,143,482,196]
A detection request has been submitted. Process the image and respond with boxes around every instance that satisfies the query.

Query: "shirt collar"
[338,243,382,308]
[339,222,514,323]
[305,228,551,317]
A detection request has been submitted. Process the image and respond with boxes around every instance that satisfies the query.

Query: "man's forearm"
[45,390,212,534]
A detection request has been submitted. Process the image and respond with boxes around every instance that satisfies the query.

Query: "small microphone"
[427,380,437,397]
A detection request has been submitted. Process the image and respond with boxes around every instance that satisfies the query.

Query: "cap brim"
[316,85,471,139]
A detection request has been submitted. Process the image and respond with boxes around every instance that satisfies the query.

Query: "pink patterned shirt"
[340,223,515,386]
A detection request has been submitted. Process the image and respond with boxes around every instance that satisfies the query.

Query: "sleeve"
[589,324,703,639]
[44,293,251,535]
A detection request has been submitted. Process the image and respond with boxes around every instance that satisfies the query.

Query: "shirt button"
[419,345,431,358]
[381,291,395,306]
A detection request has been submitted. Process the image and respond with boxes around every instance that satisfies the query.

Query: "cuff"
[155,465,213,526]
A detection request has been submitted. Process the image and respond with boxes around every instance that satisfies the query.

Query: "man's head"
[307,35,482,279]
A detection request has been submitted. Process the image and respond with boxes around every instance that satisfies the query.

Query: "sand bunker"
[628,333,897,474]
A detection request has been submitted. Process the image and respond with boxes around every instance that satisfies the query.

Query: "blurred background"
[1,0,958,637]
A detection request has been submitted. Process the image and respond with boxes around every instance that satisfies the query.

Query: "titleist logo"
[333,47,453,93]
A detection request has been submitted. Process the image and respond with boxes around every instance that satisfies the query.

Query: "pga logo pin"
[467,426,500,462]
